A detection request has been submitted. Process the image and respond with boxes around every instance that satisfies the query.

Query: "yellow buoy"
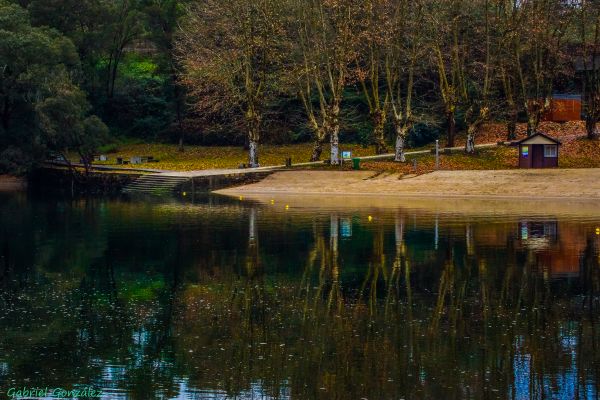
[285,205,289,210]
[182,192,187,196]
[270,199,275,204]
[596,227,600,235]
[239,196,244,201]
[368,215,373,222]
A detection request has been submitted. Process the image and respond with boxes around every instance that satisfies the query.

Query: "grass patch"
[82,121,600,173]
[90,143,377,171]
[361,146,518,175]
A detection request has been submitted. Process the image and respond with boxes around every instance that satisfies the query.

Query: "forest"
[1,0,599,172]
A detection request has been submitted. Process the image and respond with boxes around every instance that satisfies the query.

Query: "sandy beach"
[215,169,600,200]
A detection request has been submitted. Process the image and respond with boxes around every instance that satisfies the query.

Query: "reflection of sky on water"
[174,381,291,400]
[512,328,597,400]
[2,193,600,399]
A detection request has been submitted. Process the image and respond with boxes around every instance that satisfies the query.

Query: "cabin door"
[532,144,544,168]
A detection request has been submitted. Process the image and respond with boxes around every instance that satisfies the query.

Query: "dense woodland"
[1,0,600,171]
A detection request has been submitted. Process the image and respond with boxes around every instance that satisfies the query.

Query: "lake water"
[1,191,600,399]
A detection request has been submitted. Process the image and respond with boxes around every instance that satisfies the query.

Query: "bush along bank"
[29,168,141,196]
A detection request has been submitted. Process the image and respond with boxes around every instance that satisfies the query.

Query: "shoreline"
[220,190,600,201]
[213,192,600,218]
[215,169,600,200]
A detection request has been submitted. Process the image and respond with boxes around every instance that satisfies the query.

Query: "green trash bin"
[352,158,360,170]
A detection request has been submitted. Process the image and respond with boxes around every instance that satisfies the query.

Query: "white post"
[435,140,440,170]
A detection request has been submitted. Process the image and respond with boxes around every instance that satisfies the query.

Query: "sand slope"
[215,169,600,199]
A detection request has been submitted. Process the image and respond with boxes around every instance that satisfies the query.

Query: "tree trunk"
[246,106,261,167]
[465,129,475,154]
[311,136,325,162]
[526,114,537,136]
[586,115,599,140]
[373,110,387,155]
[248,139,259,168]
[394,123,408,162]
[329,104,340,165]
[507,104,517,141]
[109,56,118,98]
[105,54,114,97]
[109,48,123,99]
[330,125,340,165]
[526,100,542,136]
[446,109,456,148]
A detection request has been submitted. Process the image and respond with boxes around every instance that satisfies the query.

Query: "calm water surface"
[1,192,600,399]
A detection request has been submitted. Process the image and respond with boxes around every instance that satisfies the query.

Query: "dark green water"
[1,192,600,399]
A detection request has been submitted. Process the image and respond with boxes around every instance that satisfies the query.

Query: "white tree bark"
[465,133,475,153]
[329,103,340,165]
[394,126,407,162]
[330,127,339,165]
[248,140,259,167]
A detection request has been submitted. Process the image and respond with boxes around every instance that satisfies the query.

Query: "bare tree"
[385,0,424,162]
[427,0,463,149]
[352,0,425,160]
[388,42,418,162]
[463,0,493,153]
[428,0,493,153]
[177,0,287,167]
[578,0,600,140]
[496,0,526,140]
[292,0,359,164]
[510,0,573,136]
[355,0,391,155]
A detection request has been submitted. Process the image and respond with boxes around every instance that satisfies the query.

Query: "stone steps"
[122,174,190,195]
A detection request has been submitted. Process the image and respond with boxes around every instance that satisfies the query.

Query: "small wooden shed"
[517,132,561,169]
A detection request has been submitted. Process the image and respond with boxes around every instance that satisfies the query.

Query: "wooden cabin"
[541,94,582,122]
[517,132,561,168]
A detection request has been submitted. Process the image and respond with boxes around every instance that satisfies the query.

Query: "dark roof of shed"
[516,132,562,145]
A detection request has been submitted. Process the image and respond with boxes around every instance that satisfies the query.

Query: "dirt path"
[215,169,600,199]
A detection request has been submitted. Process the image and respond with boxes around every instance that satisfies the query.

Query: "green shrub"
[408,123,441,147]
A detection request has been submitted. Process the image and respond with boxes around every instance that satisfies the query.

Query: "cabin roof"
[517,132,562,146]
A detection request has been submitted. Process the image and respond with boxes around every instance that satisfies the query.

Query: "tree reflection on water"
[0,193,599,399]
